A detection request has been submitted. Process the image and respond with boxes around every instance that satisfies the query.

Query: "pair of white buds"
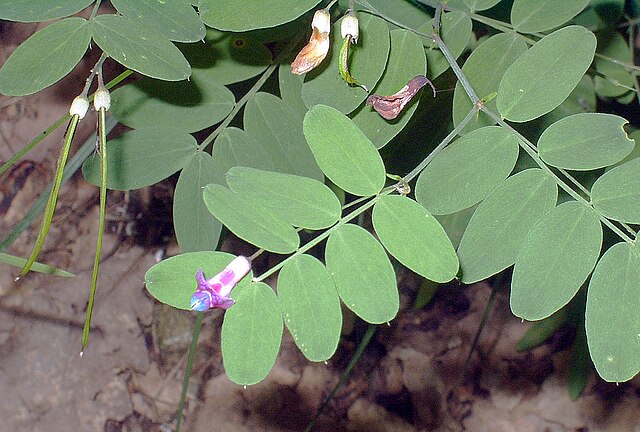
[69,86,110,119]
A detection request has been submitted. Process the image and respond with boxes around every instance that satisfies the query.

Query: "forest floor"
[2,21,640,432]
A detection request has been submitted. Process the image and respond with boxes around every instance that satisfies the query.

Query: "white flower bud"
[69,95,89,119]
[341,15,359,42]
[312,9,331,34]
[93,87,111,111]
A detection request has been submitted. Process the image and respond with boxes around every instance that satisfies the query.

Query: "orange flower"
[291,10,331,75]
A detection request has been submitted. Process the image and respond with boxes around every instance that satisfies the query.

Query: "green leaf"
[358,0,431,31]
[0,252,74,277]
[351,29,427,149]
[278,254,342,361]
[82,128,196,190]
[511,0,590,33]
[536,75,596,131]
[568,324,591,400]
[200,0,321,31]
[511,201,602,320]
[202,184,299,254]
[423,11,472,79]
[497,26,596,123]
[226,166,341,230]
[591,158,640,224]
[244,92,323,180]
[303,105,386,196]
[457,169,558,283]
[181,30,272,85]
[145,251,252,309]
[594,31,635,98]
[0,0,93,22]
[302,12,390,114]
[0,18,91,96]
[325,224,399,323]
[538,113,633,170]
[222,281,282,385]
[463,0,501,11]
[453,33,527,133]
[111,0,206,42]
[372,195,458,283]
[174,152,223,253]
[91,14,191,81]
[586,242,640,382]
[435,206,475,249]
[211,127,280,175]
[416,126,519,215]
[278,63,308,116]
[110,71,235,133]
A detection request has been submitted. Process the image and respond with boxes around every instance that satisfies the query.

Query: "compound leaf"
[591,158,640,224]
[511,0,590,33]
[0,0,93,22]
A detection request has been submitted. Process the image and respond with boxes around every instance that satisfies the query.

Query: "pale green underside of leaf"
[278,254,342,362]
[203,184,299,254]
[82,128,197,190]
[453,33,528,133]
[325,224,399,324]
[222,281,283,385]
[92,14,191,81]
[372,195,459,283]
[591,158,640,224]
[110,71,235,133]
[302,12,390,114]
[0,18,91,96]
[111,0,205,42]
[303,105,386,196]
[244,92,323,181]
[511,0,590,33]
[497,26,596,123]
[538,113,633,170]
[199,0,321,32]
[0,0,93,22]
[586,242,640,382]
[174,152,223,253]
[416,126,519,215]
[511,201,602,320]
[352,29,427,149]
[226,167,340,230]
[457,169,558,283]
[145,251,251,310]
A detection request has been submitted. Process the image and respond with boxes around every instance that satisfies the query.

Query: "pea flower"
[291,9,331,75]
[366,75,436,120]
[338,13,367,91]
[190,256,251,311]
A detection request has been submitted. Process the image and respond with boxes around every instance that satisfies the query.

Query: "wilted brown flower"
[366,75,436,120]
[291,10,331,75]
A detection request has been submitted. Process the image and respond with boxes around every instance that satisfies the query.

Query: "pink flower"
[190,256,251,311]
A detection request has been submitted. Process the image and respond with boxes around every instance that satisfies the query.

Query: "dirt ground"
[2,21,640,432]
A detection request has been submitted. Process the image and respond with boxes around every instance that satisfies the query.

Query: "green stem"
[481,107,635,244]
[303,324,377,432]
[175,311,204,432]
[81,107,108,353]
[18,115,80,279]
[255,189,391,283]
